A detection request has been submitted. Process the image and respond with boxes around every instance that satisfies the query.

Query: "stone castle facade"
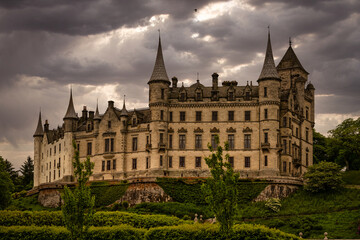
[33,32,315,187]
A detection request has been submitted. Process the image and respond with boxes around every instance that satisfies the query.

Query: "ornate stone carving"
[168,127,174,133]
[178,127,187,133]
[226,127,236,133]
[194,127,203,133]
[243,127,252,133]
[210,127,219,133]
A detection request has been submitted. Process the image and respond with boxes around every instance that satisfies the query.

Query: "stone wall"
[253,184,299,202]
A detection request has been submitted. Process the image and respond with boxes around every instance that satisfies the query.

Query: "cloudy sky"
[0,0,359,169]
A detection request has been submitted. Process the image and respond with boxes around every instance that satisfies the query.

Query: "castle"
[33,31,315,187]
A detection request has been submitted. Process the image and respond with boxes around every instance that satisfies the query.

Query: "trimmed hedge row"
[0,211,189,228]
[0,225,145,240]
[144,224,301,240]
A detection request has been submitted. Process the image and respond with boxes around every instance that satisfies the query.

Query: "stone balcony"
[158,143,166,152]
[261,142,270,151]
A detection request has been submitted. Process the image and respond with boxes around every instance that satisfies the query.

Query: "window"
[169,112,173,122]
[283,139,287,154]
[77,144,80,152]
[283,161,287,172]
[306,108,309,120]
[58,169,60,178]
[264,156,268,166]
[264,87,267,97]
[113,159,116,170]
[168,156,173,168]
[105,138,114,152]
[179,135,186,149]
[244,134,251,149]
[264,109,268,119]
[59,144,61,152]
[146,157,150,169]
[132,118,137,126]
[87,142,92,156]
[211,135,218,149]
[196,91,201,100]
[296,128,299,137]
[283,117,287,127]
[306,153,309,166]
[105,139,109,152]
[289,118,292,128]
[180,92,186,101]
[107,160,111,170]
[132,158,137,170]
[159,133,164,144]
[180,111,186,121]
[195,157,201,168]
[245,157,251,168]
[169,135,173,149]
[49,171,51,181]
[245,92,250,100]
[228,111,234,121]
[179,157,185,167]
[132,137,138,151]
[228,91,234,101]
[212,111,218,121]
[110,138,114,152]
[245,111,251,121]
[289,162,291,173]
[50,148,52,156]
[54,159,56,168]
[196,111,202,121]
[160,110,164,120]
[195,135,202,149]
[229,156,234,168]
[228,135,235,150]
[160,155,163,167]
[54,146,56,154]
[306,128,309,142]
[161,88,165,99]
[108,121,111,128]
[264,132,268,143]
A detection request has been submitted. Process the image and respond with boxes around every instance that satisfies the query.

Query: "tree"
[0,156,14,209]
[313,130,329,164]
[20,156,34,189]
[202,135,239,237]
[327,118,360,170]
[62,141,95,240]
[303,161,343,193]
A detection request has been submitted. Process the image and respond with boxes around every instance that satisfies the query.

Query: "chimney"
[172,77,178,88]
[108,100,114,108]
[89,111,94,119]
[82,106,88,120]
[44,120,49,132]
[212,73,219,90]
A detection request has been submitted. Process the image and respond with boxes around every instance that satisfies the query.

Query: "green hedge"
[90,184,128,207]
[0,225,145,240]
[144,223,301,240]
[0,211,188,228]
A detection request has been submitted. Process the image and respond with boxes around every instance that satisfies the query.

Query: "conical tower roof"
[277,43,308,74]
[258,30,281,82]
[63,88,78,120]
[33,111,44,137]
[94,100,101,120]
[120,97,128,117]
[148,35,170,84]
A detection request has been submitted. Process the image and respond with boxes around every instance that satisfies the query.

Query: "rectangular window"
[229,156,234,168]
[289,140,291,155]
[195,157,201,168]
[58,169,60,178]
[59,144,61,152]
[265,156,268,166]
[105,139,109,152]
[283,161,287,172]
[113,159,116,170]
[168,134,173,148]
[264,87,267,97]
[169,112,173,122]
[306,109,309,120]
[228,111,234,121]
[245,91,250,100]
[58,158,61,168]
[110,138,114,152]
[132,137,138,151]
[195,135,202,149]
[228,91,234,100]
[87,142,92,156]
[245,157,251,168]
[212,111,218,121]
[132,158,137,170]
[179,135,186,149]
[107,160,111,171]
[306,128,309,142]
[179,157,185,168]
[180,111,186,121]
[102,161,105,171]
[264,132,268,143]
[161,88,165,99]
[50,148,52,156]
[245,111,251,121]
[54,146,56,154]
[289,162,291,173]
[289,117,292,128]
[160,133,164,144]
[168,156,173,168]
[264,109,268,119]
[228,135,235,150]
[108,121,111,128]
[160,155,163,167]
[283,139,287,154]
[306,153,309,166]
[283,117,287,127]
[244,134,251,149]
[146,157,150,169]
[196,111,202,121]
[296,128,299,137]
[77,144,80,152]
[160,110,164,120]
[211,134,218,149]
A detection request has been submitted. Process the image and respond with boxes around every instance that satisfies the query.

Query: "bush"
[342,170,360,185]
[0,225,145,240]
[90,184,128,207]
[304,162,343,193]
[144,223,300,240]
[265,198,281,212]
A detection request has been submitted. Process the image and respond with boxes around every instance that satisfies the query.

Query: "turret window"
[161,89,165,99]
[169,112,173,122]
[264,132,268,143]
[160,110,164,120]
[264,87,267,97]
[264,109,268,119]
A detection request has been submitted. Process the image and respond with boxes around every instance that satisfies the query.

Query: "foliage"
[327,117,360,170]
[303,161,343,192]
[144,223,300,240]
[0,225,145,240]
[62,141,95,239]
[20,156,34,190]
[342,170,360,185]
[202,135,239,237]
[0,156,14,209]
[313,130,329,164]
[90,184,128,207]
[265,198,281,212]
[235,181,268,204]
[6,194,54,211]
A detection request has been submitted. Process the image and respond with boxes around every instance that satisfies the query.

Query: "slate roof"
[64,88,78,119]
[258,31,280,81]
[148,36,170,83]
[277,46,308,74]
[33,111,44,137]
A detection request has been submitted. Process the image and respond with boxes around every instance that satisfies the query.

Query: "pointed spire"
[148,33,170,84]
[34,110,44,137]
[120,95,128,117]
[277,39,308,74]
[94,99,101,120]
[63,87,78,119]
[258,29,281,81]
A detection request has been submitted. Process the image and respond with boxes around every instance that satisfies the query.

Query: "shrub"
[144,223,301,240]
[304,162,343,193]
[91,184,128,207]
[265,198,281,212]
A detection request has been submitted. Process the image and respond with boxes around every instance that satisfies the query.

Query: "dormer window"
[245,92,250,100]
[180,92,186,101]
[195,88,202,101]
[132,118,137,126]
[211,91,218,101]
[228,90,235,101]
